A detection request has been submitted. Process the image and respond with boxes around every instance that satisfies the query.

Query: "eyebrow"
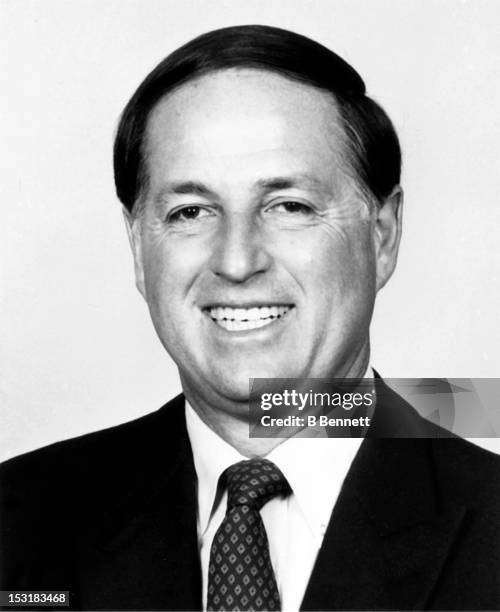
[255,174,323,193]
[154,173,324,205]
[155,181,217,201]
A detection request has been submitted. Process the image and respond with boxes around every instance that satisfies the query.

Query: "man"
[1,25,499,611]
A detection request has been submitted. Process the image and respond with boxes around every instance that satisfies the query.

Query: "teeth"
[207,305,291,330]
[260,306,270,319]
[248,307,259,320]
[216,317,281,331]
[234,308,246,320]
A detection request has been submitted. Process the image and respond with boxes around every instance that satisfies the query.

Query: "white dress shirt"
[185,369,373,611]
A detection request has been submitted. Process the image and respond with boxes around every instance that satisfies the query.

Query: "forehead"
[143,68,348,192]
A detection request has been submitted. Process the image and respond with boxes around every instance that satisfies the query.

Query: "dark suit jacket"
[1,381,499,610]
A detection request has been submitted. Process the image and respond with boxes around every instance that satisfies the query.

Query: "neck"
[183,383,283,457]
[181,344,370,457]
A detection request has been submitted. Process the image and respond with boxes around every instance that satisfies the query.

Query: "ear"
[374,186,403,291]
[122,207,146,299]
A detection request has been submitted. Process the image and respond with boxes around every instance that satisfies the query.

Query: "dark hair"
[114,25,401,214]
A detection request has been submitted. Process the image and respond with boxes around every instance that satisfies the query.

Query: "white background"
[1,0,499,461]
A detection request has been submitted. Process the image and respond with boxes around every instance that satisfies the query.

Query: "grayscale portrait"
[1,3,499,611]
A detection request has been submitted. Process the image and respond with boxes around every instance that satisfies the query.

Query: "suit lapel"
[301,382,467,610]
[74,383,466,610]
[76,395,202,611]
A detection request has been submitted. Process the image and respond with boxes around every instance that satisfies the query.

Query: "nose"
[210,212,272,283]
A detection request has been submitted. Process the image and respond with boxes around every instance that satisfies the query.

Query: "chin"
[211,371,256,402]
[209,361,295,401]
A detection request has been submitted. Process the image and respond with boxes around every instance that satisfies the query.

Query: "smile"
[206,305,293,331]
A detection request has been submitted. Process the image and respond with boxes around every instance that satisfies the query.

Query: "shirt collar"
[185,403,246,536]
[267,362,373,537]
[267,436,362,541]
[185,366,373,539]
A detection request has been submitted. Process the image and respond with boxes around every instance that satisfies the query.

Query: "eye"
[268,201,313,215]
[167,205,211,223]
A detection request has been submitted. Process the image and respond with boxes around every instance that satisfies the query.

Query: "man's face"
[126,69,399,409]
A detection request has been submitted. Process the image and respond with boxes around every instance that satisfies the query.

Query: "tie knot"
[223,458,291,511]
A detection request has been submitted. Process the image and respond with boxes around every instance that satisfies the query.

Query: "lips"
[205,305,293,331]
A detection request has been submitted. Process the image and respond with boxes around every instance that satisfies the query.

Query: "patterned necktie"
[207,458,291,611]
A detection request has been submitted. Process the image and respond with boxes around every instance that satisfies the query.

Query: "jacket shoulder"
[0,394,185,498]
[0,395,187,591]
[432,436,500,505]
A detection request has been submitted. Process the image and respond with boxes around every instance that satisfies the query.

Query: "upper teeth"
[208,306,291,322]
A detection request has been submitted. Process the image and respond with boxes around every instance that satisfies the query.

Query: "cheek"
[141,237,205,311]
[270,224,375,298]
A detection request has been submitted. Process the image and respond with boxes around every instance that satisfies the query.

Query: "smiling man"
[123,63,399,455]
[1,25,499,612]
